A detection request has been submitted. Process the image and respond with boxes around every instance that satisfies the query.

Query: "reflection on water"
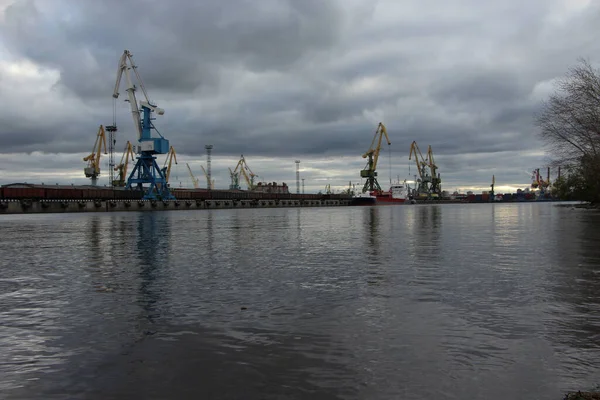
[0,204,599,399]
[365,206,379,256]
[136,213,171,327]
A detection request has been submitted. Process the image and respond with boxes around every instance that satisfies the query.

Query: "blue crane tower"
[112,50,175,200]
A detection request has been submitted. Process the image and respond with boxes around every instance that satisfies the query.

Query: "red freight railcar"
[113,189,142,200]
[171,189,191,199]
[231,191,246,200]
[113,189,128,200]
[45,188,83,199]
[213,190,228,199]
[3,187,46,199]
[82,188,115,200]
[189,190,210,200]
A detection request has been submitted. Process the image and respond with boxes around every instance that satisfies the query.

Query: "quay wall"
[0,198,350,215]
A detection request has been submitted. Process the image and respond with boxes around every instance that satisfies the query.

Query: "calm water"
[0,204,599,399]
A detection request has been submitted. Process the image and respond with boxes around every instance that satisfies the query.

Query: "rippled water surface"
[1,204,599,399]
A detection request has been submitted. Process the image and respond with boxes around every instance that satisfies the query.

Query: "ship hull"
[351,196,377,206]
[374,195,406,204]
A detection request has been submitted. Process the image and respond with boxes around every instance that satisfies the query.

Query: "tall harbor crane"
[83,125,108,186]
[360,122,390,193]
[231,155,257,190]
[240,155,257,190]
[201,165,215,189]
[186,163,200,189]
[409,141,431,199]
[112,49,174,200]
[427,145,442,198]
[113,141,135,187]
[229,167,240,190]
[161,146,178,185]
[531,168,550,194]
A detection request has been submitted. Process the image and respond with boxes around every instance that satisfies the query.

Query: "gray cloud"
[0,0,599,192]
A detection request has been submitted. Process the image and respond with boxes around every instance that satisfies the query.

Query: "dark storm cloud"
[432,68,525,106]
[0,0,599,190]
[1,0,344,98]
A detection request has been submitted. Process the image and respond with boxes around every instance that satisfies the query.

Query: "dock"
[0,183,352,214]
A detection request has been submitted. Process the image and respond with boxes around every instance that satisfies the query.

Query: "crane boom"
[113,50,165,140]
[409,141,432,199]
[162,146,178,183]
[232,155,257,190]
[83,125,108,186]
[362,122,391,172]
[201,165,215,189]
[360,122,390,193]
[113,141,135,187]
[186,163,200,189]
[113,51,142,140]
[427,145,442,197]
[409,141,427,178]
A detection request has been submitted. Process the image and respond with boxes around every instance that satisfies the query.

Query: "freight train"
[0,183,351,202]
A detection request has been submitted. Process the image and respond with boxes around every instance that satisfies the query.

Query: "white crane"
[112,50,164,141]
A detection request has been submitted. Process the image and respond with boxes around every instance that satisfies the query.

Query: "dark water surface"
[1,204,599,399]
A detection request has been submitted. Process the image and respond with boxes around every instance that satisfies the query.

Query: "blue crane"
[112,50,175,200]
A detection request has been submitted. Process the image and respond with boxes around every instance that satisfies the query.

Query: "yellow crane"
[186,163,200,189]
[531,168,550,192]
[232,155,257,190]
[427,145,442,198]
[83,125,108,186]
[201,165,215,189]
[113,141,135,187]
[360,122,390,193]
[409,141,431,199]
[161,146,178,184]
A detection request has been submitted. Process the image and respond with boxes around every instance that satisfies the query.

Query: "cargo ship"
[370,183,409,204]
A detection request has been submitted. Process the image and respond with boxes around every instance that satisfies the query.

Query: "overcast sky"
[0,0,598,193]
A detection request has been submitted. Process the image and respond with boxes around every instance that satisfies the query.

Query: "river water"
[0,203,599,399]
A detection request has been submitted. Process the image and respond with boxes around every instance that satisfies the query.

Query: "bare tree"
[536,58,600,167]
